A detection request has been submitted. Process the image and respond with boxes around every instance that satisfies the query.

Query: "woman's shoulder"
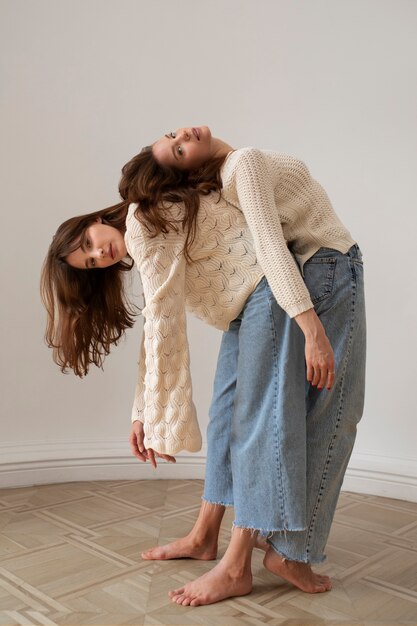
[125,203,144,239]
[221,147,296,174]
[222,146,264,168]
[220,147,266,184]
[124,201,190,261]
[222,148,309,183]
[125,202,184,235]
[124,203,146,259]
[124,203,164,256]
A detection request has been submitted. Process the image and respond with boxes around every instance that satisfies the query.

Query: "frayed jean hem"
[267,539,327,565]
[201,496,233,507]
[233,522,307,539]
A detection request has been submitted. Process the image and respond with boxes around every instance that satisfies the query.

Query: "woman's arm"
[224,148,335,389]
[131,331,146,424]
[225,148,314,317]
[129,333,177,466]
[126,212,202,456]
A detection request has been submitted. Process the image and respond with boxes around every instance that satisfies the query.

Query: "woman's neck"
[211,137,235,159]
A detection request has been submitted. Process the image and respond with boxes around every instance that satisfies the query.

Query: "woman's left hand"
[130,421,176,467]
[146,447,177,469]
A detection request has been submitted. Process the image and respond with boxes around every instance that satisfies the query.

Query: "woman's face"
[152,125,213,170]
[66,218,127,269]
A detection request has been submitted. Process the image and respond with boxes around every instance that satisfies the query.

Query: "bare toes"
[314,579,330,592]
[141,550,154,559]
[172,594,184,603]
[169,587,184,598]
[182,596,192,606]
[179,594,191,605]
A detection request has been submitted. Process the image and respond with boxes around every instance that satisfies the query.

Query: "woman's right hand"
[304,333,335,390]
[129,420,176,467]
[294,308,335,390]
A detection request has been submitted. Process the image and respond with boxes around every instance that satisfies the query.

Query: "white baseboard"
[342,451,417,502]
[1,441,416,503]
[0,440,208,486]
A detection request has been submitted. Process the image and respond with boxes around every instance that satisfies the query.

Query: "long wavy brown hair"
[41,145,226,377]
[41,202,135,377]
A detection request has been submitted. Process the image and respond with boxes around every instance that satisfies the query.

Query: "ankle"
[189,528,218,546]
[223,560,252,579]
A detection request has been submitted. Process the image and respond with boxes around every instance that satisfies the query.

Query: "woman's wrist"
[294,307,324,340]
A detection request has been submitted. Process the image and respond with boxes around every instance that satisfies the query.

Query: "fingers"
[157,454,176,463]
[310,364,321,387]
[325,367,335,391]
[306,361,314,386]
[137,435,145,455]
[129,430,147,462]
[305,334,335,391]
[307,358,335,391]
[129,429,176,466]
[135,421,145,454]
[129,423,150,463]
[147,448,157,469]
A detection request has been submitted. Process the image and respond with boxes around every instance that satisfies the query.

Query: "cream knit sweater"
[125,148,356,455]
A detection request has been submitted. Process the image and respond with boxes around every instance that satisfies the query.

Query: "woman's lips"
[192,127,200,140]
[110,243,114,259]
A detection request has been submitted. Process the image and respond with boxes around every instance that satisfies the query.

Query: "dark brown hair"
[41,146,227,377]
[40,201,136,377]
[119,147,225,261]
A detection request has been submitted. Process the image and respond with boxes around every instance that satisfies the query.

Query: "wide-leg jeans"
[203,244,366,563]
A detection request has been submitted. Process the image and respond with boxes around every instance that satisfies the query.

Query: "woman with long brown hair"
[41,125,366,606]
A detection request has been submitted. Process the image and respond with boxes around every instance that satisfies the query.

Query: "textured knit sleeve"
[129,231,202,455]
[131,331,146,424]
[223,148,314,318]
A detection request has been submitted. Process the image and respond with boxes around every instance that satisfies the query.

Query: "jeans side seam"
[266,285,287,526]
[304,261,358,561]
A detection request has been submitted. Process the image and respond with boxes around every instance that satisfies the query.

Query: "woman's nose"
[179,128,190,141]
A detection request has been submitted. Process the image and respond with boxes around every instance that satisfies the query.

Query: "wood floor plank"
[0,482,416,625]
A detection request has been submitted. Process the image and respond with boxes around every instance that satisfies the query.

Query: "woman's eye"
[177,146,183,155]
[170,131,176,138]
[90,258,95,268]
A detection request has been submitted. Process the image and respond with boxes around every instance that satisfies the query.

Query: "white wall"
[1,0,416,500]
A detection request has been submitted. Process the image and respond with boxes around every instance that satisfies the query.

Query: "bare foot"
[169,560,252,606]
[141,535,217,561]
[263,546,332,593]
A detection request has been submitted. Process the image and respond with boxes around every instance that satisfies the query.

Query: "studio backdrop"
[1,0,416,501]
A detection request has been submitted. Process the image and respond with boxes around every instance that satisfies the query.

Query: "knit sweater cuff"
[144,432,202,455]
[285,297,314,318]
[131,409,144,424]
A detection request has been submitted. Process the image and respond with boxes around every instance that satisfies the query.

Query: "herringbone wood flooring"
[0,480,416,625]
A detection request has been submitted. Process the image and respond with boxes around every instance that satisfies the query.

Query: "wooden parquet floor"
[0,480,416,625]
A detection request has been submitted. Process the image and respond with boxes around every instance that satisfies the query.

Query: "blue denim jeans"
[203,244,366,563]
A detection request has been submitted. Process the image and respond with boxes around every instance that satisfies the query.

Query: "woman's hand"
[294,308,335,390]
[129,420,176,468]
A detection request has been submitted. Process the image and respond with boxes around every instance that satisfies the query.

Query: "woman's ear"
[95,217,102,223]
